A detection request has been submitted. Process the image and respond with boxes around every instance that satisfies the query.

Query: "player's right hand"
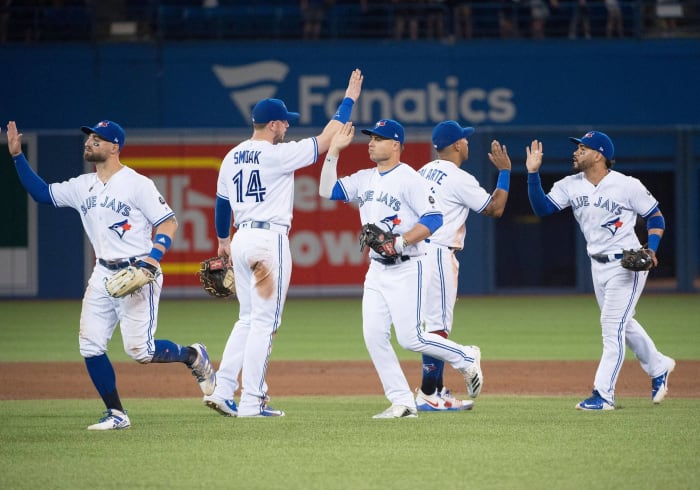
[525,139,544,172]
[488,140,511,171]
[345,68,363,102]
[329,122,355,156]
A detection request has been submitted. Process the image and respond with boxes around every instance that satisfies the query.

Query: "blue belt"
[590,253,623,263]
[372,256,410,266]
[99,257,138,270]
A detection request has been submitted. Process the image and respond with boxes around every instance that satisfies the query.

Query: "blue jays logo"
[601,217,623,236]
[380,215,401,232]
[422,363,439,374]
[109,219,132,239]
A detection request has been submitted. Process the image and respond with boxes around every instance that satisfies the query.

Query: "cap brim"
[286,112,300,121]
[464,127,475,138]
[80,126,95,135]
[569,137,583,145]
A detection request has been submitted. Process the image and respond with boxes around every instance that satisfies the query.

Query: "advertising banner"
[124,139,433,294]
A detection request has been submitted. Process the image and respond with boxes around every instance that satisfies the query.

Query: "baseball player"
[319,120,483,419]
[526,131,675,410]
[205,69,363,418]
[4,120,216,430]
[415,121,511,411]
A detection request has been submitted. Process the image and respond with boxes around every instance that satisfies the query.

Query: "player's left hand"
[488,140,511,171]
[5,121,23,157]
[359,223,402,258]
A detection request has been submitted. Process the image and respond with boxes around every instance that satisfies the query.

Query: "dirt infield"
[1,360,698,400]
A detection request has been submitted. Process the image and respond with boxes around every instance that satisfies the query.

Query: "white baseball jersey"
[332,162,479,409]
[546,170,658,255]
[213,136,318,416]
[418,159,491,250]
[216,138,318,227]
[418,159,491,335]
[337,163,441,259]
[49,167,174,260]
[544,169,670,404]
[47,166,174,363]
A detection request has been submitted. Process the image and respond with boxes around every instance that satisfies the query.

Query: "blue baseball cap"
[81,120,125,149]
[251,98,300,124]
[361,119,405,144]
[432,120,475,150]
[569,131,614,160]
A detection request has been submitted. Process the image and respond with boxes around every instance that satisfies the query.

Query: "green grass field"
[1,295,698,489]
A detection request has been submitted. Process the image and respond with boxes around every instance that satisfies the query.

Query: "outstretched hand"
[5,121,23,157]
[329,122,355,156]
[488,140,511,171]
[345,68,363,102]
[525,139,543,173]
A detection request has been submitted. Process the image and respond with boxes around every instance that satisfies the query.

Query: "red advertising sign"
[123,140,432,292]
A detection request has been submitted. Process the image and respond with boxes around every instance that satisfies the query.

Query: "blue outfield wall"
[1,39,698,298]
[2,39,699,130]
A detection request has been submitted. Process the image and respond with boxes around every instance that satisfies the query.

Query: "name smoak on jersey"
[81,195,131,216]
[572,195,628,215]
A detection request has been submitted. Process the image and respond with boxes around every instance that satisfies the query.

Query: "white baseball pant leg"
[80,264,162,363]
[592,263,666,402]
[423,245,459,335]
[232,230,291,416]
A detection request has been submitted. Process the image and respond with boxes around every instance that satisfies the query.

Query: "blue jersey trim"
[419,213,443,234]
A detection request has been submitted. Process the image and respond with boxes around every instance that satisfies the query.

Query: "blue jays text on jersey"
[81,194,132,217]
[571,194,628,215]
[356,189,402,211]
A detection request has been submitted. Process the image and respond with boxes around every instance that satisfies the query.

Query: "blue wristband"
[148,247,164,262]
[496,169,511,192]
[153,233,172,251]
[646,215,665,231]
[332,97,354,123]
[647,234,661,252]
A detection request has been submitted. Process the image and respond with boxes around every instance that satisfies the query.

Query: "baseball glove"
[197,256,235,298]
[359,223,399,259]
[621,248,654,271]
[105,261,159,298]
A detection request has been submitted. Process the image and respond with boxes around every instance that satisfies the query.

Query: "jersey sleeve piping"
[153,211,175,227]
[476,195,491,214]
[640,202,660,219]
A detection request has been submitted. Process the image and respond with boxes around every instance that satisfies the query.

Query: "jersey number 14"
[232,169,266,202]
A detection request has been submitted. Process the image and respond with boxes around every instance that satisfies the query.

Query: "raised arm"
[525,140,558,216]
[5,121,52,204]
[319,121,354,198]
[315,68,363,154]
[482,139,512,218]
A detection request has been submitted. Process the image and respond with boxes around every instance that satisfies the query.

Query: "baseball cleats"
[87,409,131,430]
[204,395,238,417]
[415,388,474,411]
[652,358,676,404]
[238,397,285,417]
[575,390,615,411]
[188,343,216,396]
[372,404,418,419]
[462,346,483,398]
